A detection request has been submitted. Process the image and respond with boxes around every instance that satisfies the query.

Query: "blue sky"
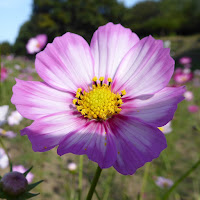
[0,0,143,44]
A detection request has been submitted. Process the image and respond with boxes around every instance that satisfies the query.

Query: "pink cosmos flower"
[26,34,47,54]
[155,176,173,189]
[179,57,192,65]
[1,67,8,82]
[11,23,185,175]
[183,91,193,101]
[173,68,193,84]
[12,165,34,183]
[7,54,14,61]
[188,105,199,113]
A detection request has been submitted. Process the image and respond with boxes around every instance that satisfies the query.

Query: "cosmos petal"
[90,22,139,81]
[121,86,185,127]
[113,36,174,97]
[108,115,167,175]
[58,121,117,169]
[11,79,73,120]
[35,32,94,92]
[21,111,86,152]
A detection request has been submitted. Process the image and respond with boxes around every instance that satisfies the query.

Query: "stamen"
[121,89,126,97]
[99,77,104,86]
[108,78,112,87]
[92,76,98,87]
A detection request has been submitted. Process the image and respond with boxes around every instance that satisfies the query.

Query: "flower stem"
[86,165,102,200]
[140,162,150,200]
[0,137,12,171]
[163,159,200,200]
[78,155,83,200]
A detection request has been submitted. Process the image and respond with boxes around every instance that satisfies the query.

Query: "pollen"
[73,77,126,120]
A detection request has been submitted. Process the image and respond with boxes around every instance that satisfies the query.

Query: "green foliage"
[11,0,200,55]
[14,0,126,55]
[0,42,13,55]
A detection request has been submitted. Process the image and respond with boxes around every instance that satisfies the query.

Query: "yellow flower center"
[73,77,126,120]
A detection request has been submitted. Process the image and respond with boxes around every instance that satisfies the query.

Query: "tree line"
[1,0,200,55]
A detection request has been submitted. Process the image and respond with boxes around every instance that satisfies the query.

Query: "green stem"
[163,159,200,200]
[103,169,115,200]
[86,165,102,200]
[0,137,12,171]
[162,151,171,171]
[78,155,83,200]
[140,162,150,200]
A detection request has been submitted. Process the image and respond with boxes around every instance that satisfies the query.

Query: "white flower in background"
[0,148,9,169]
[67,162,77,172]
[184,91,193,101]
[0,105,9,126]
[155,176,173,189]
[163,40,171,48]
[183,68,191,74]
[14,64,21,70]
[8,111,23,126]
[158,121,172,134]
[0,128,17,138]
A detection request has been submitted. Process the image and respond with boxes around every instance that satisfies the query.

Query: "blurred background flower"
[12,165,34,183]
[155,176,174,189]
[0,105,9,126]
[0,148,9,169]
[7,111,23,126]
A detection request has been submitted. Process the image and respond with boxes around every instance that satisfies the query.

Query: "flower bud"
[1,171,28,196]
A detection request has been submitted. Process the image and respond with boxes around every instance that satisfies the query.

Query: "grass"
[0,35,200,200]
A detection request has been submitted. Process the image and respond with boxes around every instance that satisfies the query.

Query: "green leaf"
[23,166,33,177]
[163,159,200,200]
[26,180,44,192]
[9,162,12,172]
[20,192,40,199]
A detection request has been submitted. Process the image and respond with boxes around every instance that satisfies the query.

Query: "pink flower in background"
[183,91,193,101]
[0,128,17,138]
[1,67,8,82]
[6,54,14,61]
[155,176,173,189]
[179,56,192,65]
[26,34,47,54]
[173,68,193,84]
[12,23,185,175]
[13,165,34,183]
[188,105,199,113]
[17,73,34,81]
[27,76,33,81]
